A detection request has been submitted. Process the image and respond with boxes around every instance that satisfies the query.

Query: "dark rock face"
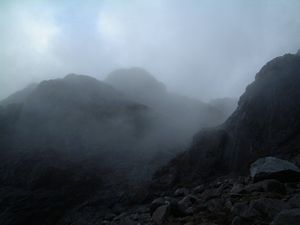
[232,198,286,220]
[152,204,170,225]
[224,54,300,169]
[287,193,300,208]
[250,157,300,182]
[271,208,300,225]
[0,150,103,225]
[153,53,300,187]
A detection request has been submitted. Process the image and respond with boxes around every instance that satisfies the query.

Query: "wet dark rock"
[199,223,218,225]
[230,183,245,194]
[174,188,189,197]
[285,182,298,195]
[271,208,300,225]
[232,198,286,220]
[200,187,223,201]
[287,193,300,208]
[150,197,165,213]
[164,196,178,205]
[250,198,287,218]
[244,179,286,194]
[178,195,199,215]
[192,185,205,194]
[206,198,224,213]
[231,216,242,225]
[250,157,300,182]
[231,201,258,219]
[104,213,116,220]
[152,204,170,225]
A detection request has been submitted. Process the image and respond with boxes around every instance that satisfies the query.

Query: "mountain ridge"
[152,53,300,189]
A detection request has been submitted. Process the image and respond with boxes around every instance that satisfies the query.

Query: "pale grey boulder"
[250,157,300,182]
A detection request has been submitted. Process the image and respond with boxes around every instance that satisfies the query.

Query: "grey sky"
[1,0,300,100]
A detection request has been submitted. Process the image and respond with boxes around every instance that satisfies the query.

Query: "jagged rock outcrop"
[271,208,300,225]
[153,53,300,187]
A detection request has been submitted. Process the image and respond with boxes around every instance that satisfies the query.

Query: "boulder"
[287,194,300,208]
[206,198,224,213]
[249,198,286,218]
[200,187,222,201]
[150,197,165,212]
[271,208,300,225]
[192,184,205,194]
[174,187,189,197]
[231,201,259,219]
[231,216,242,225]
[232,198,286,219]
[230,183,245,194]
[152,204,170,225]
[178,195,199,215]
[250,157,300,182]
[244,179,286,194]
[260,179,286,194]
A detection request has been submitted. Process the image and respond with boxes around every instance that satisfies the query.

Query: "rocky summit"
[153,53,300,187]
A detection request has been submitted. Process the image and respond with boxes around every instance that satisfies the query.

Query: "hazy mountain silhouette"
[0,83,37,106]
[106,67,228,137]
[209,97,237,122]
[0,70,232,224]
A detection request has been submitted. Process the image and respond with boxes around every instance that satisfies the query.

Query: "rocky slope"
[153,53,300,188]
[102,157,300,225]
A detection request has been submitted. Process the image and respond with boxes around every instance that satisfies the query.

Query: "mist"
[2,1,300,224]
[1,0,300,101]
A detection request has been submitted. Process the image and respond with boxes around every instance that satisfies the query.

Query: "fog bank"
[1,0,300,100]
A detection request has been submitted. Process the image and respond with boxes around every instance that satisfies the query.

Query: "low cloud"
[1,0,300,100]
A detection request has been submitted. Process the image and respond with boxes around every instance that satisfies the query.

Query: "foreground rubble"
[102,157,300,225]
